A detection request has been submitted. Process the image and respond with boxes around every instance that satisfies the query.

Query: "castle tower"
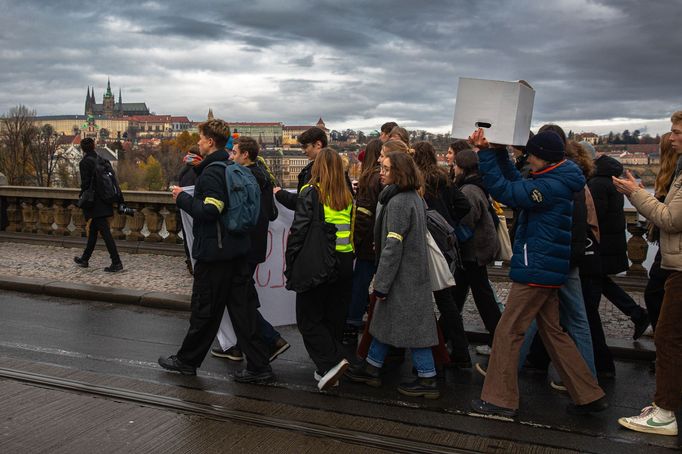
[118,88,123,115]
[103,77,115,117]
[85,87,91,115]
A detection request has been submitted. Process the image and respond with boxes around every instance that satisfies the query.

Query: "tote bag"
[426,230,456,291]
[496,215,513,261]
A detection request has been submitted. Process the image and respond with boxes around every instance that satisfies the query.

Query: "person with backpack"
[73,137,123,272]
[159,119,274,384]
[210,136,290,364]
[413,141,472,368]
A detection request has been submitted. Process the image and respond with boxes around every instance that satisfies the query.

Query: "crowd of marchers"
[77,112,682,438]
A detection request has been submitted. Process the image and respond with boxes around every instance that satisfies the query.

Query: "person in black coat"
[160,119,273,383]
[273,126,326,210]
[588,154,650,339]
[210,136,290,362]
[413,141,473,367]
[73,137,122,272]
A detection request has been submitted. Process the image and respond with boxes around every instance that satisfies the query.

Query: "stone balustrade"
[0,186,181,244]
[0,186,650,278]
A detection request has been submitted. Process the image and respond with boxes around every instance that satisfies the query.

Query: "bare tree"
[30,124,63,187]
[0,105,37,185]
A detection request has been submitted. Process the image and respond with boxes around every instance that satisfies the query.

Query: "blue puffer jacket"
[478,148,586,286]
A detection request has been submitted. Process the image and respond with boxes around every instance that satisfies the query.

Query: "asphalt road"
[0,290,678,453]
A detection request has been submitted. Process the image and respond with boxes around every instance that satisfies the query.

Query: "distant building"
[229,122,283,147]
[575,132,599,145]
[282,118,329,148]
[84,79,150,117]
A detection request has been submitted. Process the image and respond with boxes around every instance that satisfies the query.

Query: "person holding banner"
[159,119,274,384]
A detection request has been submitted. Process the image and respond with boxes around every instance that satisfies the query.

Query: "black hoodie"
[587,155,628,274]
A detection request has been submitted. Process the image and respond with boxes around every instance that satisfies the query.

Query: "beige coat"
[629,173,682,271]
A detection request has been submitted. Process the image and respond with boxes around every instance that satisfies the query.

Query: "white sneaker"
[475,345,491,356]
[317,359,350,391]
[618,404,678,436]
[313,371,339,387]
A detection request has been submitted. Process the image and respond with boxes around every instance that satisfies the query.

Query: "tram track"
[0,366,481,454]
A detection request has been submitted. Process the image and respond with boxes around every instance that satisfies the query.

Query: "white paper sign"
[180,187,297,328]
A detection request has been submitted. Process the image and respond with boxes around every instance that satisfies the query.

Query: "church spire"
[85,87,91,114]
[118,88,123,113]
[105,77,112,97]
[207,108,214,120]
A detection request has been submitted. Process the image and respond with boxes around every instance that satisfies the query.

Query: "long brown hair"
[412,141,448,196]
[655,132,675,198]
[566,140,594,178]
[310,148,353,210]
[359,139,382,189]
[386,151,422,191]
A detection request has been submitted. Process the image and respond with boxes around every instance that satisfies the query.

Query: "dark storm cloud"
[1,0,680,131]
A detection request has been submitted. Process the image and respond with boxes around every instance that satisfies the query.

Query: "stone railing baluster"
[143,205,162,242]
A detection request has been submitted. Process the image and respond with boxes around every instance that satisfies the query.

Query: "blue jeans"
[367,338,436,378]
[518,267,596,376]
[347,259,376,327]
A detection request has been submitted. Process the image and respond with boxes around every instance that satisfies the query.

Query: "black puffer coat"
[78,151,113,220]
[175,150,250,262]
[353,167,382,261]
[588,155,628,274]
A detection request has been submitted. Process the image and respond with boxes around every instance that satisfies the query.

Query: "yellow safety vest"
[302,184,354,253]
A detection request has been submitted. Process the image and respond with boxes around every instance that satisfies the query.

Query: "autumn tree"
[30,124,63,187]
[0,105,37,185]
[139,155,165,190]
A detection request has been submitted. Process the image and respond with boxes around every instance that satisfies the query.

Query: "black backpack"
[91,156,122,203]
[425,207,463,271]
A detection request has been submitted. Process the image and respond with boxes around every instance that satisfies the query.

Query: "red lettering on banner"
[270,228,288,288]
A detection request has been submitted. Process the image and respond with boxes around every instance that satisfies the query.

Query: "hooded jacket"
[478,148,586,287]
[588,155,628,274]
[78,150,114,220]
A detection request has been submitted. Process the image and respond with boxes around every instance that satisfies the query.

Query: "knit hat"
[455,149,479,171]
[579,140,597,159]
[526,131,565,163]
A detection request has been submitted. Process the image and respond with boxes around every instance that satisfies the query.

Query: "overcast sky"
[1,0,679,136]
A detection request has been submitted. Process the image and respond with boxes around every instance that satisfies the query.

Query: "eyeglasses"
[380,165,391,173]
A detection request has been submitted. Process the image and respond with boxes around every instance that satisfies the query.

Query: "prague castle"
[84,79,149,117]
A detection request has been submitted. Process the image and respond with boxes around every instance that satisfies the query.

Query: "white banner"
[180,187,297,327]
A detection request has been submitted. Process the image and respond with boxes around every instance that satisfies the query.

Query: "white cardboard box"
[451,78,535,146]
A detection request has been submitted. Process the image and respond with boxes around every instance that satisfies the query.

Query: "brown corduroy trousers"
[654,270,682,411]
[481,283,604,410]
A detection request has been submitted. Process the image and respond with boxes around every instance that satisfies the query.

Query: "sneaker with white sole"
[550,379,568,393]
[618,404,678,436]
[317,359,350,391]
[475,345,492,356]
[313,371,339,387]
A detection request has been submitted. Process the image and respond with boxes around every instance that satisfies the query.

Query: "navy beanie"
[526,131,565,163]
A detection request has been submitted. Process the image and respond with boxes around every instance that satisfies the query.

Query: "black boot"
[345,362,382,387]
[74,256,89,268]
[398,378,440,399]
[104,262,123,272]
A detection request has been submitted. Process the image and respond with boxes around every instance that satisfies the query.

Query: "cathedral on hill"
[84,78,150,117]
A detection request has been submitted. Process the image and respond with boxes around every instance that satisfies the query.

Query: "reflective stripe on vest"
[302,184,354,253]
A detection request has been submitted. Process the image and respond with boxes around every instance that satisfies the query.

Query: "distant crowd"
[77,112,682,438]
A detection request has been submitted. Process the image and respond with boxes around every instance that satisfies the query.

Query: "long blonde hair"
[310,148,353,211]
[655,132,675,198]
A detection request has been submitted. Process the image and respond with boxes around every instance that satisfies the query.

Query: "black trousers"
[644,250,670,332]
[296,252,352,374]
[453,261,501,345]
[580,275,615,374]
[177,259,271,372]
[82,216,120,264]
[601,274,647,322]
[434,287,470,363]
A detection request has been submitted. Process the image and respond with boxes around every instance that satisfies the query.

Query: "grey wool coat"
[370,188,438,348]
